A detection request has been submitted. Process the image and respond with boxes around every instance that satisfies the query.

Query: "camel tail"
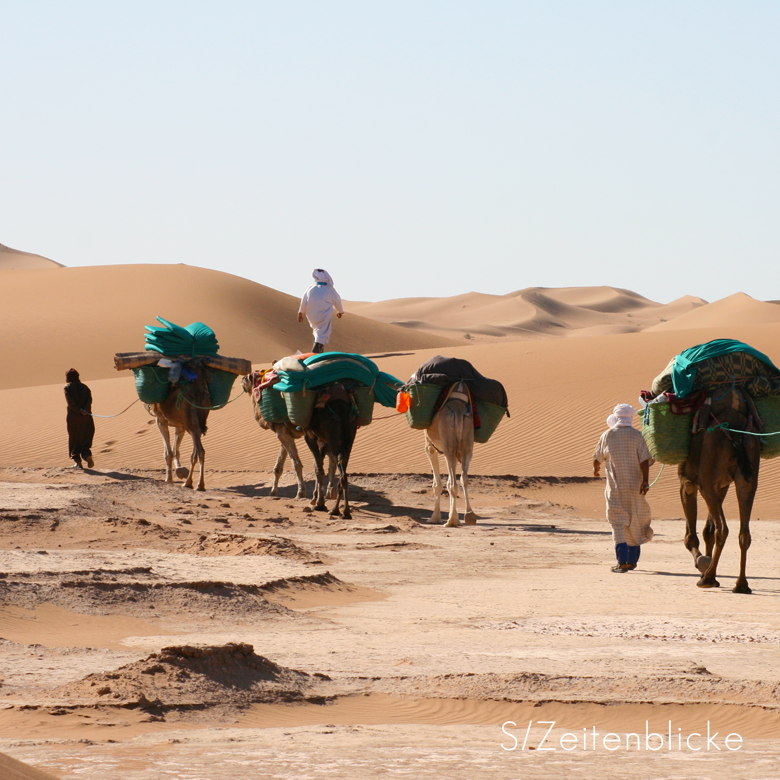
[733,433,754,481]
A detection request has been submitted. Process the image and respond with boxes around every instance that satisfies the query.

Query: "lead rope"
[648,463,665,488]
[83,398,141,418]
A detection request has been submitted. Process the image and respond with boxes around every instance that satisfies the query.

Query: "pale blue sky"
[2,2,778,303]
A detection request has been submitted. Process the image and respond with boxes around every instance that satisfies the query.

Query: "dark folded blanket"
[407,355,508,408]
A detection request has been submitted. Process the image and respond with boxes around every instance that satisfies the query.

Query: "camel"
[241,374,309,497]
[151,362,211,491]
[304,382,359,519]
[241,374,338,499]
[424,381,476,527]
[679,387,761,593]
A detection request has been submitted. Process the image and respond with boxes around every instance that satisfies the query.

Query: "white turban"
[312,268,334,286]
[607,403,636,428]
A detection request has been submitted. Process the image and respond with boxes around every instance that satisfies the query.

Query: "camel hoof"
[733,581,752,594]
[464,512,477,525]
[444,520,461,528]
[314,504,328,512]
[342,511,352,520]
[196,485,205,492]
[697,577,720,588]
[175,467,189,479]
[695,555,712,574]
[296,491,306,499]
[183,483,194,490]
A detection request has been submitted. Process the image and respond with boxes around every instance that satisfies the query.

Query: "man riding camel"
[298,269,344,354]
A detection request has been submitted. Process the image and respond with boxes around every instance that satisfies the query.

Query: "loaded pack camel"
[151,363,211,491]
[241,374,337,499]
[242,374,308,498]
[424,381,476,527]
[679,387,761,593]
[304,382,360,519]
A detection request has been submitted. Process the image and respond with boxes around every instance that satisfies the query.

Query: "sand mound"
[53,643,319,708]
[0,576,294,622]
[179,533,319,561]
[648,292,780,331]
[0,243,63,271]
[0,264,455,390]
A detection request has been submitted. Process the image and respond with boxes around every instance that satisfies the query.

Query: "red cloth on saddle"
[251,369,280,400]
[639,389,706,415]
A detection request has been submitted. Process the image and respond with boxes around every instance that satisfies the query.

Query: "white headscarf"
[607,403,636,428]
[312,268,334,286]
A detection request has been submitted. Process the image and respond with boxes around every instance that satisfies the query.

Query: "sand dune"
[0,264,455,390]
[0,243,62,270]
[347,286,708,341]
[647,292,780,332]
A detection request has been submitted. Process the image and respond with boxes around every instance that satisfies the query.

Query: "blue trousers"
[615,543,641,565]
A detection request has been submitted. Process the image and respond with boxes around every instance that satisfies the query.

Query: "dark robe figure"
[64,369,95,468]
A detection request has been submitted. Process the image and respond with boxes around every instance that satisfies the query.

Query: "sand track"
[2,461,780,777]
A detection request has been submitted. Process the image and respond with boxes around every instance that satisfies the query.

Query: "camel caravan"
[113,320,780,594]
[113,318,509,523]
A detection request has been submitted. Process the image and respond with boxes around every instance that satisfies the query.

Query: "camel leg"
[156,419,175,483]
[330,456,350,519]
[288,442,306,499]
[193,433,206,492]
[270,445,287,496]
[326,455,338,500]
[330,457,343,517]
[702,515,716,557]
[337,443,354,520]
[276,426,307,498]
[443,450,461,527]
[697,484,729,588]
[680,478,708,570]
[182,433,196,489]
[305,436,327,511]
[339,462,351,519]
[424,433,444,524]
[733,470,758,594]
[461,434,476,525]
[172,426,189,480]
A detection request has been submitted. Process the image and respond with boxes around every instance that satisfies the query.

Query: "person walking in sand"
[592,403,653,572]
[297,269,344,354]
[64,368,95,469]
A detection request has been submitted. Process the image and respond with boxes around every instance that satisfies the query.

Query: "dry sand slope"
[0,263,455,390]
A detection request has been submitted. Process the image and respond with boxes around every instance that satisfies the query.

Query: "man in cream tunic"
[593,403,653,572]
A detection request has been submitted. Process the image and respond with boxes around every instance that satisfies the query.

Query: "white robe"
[299,283,343,344]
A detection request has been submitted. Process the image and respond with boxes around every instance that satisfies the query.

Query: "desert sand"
[2,255,780,778]
[0,244,62,272]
